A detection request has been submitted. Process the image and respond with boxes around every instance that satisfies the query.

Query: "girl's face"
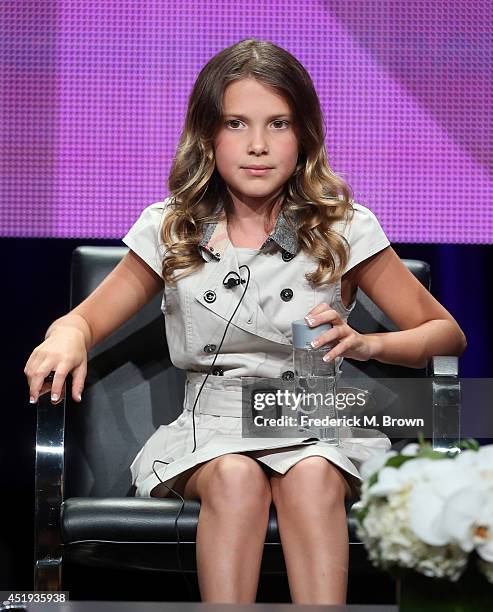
[213,77,299,209]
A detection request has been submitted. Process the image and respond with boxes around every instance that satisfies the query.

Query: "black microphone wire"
[151,264,251,600]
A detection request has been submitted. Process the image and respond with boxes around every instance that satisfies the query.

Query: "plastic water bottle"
[291,319,339,445]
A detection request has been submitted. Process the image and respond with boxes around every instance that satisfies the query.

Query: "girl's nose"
[248,138,268,154]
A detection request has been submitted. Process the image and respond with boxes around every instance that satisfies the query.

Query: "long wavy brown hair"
[161,38,355,286]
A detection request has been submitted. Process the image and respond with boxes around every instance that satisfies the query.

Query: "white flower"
[441,485,493,561]
[407,460,488,551]
[400,442,421,456]
[452,446,493,479]
[368,458,440,498]
[356,488,468,580]
[476,444,493,464]
[354,442,493,583]
[409,482,450,546]
[359,449,398,480]
[365,465,402,497]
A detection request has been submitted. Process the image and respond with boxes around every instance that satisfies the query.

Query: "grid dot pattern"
[1,1,491,242]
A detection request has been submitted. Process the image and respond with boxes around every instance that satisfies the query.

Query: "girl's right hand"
[24,327,88,404]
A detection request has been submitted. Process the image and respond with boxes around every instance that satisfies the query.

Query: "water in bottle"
[291,319,339,445]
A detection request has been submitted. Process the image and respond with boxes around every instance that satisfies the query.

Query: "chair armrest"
[33,371,66,590]
[430,356,461,453]
[431,355,458,377]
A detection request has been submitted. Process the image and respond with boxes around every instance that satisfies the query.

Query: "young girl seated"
[24,38,467,605]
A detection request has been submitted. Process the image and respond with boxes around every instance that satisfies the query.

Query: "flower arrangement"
[352,435,493,584]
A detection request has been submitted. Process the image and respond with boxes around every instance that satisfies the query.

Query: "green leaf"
[457,438,480,451]
[385,455,415,468]
[415,447,450,460]
[417,431,427,447]
[352,506,369,524]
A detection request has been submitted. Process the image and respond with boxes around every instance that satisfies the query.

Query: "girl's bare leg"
[270,456,351,605]
[176,453,273,603]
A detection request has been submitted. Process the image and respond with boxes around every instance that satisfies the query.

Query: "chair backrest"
[64,246,430,498]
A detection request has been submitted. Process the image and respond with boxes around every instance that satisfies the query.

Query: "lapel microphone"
[223,271,246,289]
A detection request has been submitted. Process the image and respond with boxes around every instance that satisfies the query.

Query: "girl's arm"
[48,249,163,351]
[25,249,163,402]
[352,246,467,369]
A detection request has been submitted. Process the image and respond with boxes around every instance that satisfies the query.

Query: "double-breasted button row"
[281,370,294,381]
[204,287,293,303]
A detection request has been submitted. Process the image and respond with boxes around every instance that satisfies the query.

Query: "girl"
[24,39,467,604]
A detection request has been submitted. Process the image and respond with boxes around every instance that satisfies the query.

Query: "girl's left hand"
[304,302,375,362]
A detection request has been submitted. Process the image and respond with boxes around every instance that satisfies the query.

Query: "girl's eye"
[225,120,290,129]
[272,120,289,129]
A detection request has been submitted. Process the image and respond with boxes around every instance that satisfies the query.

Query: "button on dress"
[121,197,393,501]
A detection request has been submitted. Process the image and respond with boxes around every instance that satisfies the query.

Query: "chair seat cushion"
[62,497,360,544]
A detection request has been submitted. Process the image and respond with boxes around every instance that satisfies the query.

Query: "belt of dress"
[184,370,343,418]
[184,371,274,418]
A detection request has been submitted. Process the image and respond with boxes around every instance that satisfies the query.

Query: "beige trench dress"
[122,197,393,501]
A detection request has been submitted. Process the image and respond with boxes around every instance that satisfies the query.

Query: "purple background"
[1,1,491,242]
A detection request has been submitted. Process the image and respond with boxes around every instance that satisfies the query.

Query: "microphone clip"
[223,272,246,290]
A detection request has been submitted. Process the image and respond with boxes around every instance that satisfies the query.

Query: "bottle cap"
[291,319,332,349]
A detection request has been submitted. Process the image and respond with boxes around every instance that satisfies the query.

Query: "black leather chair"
[33,246,461,595]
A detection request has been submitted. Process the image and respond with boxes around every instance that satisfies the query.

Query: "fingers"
[305,302,342,326]
[322,336,352,363]
[48,367,69,403]
[24,350,39,402]
[39,373,64,404]
[25,356,52,403]
[305,302,328,317]
[310,326,341,349]
[25,357,68,404]
[24,338,88,405]
[71,361,87,403]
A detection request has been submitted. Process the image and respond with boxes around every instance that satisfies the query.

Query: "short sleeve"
[121,199,171,278]
[336,201,391,274]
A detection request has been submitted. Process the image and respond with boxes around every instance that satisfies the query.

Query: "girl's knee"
[202,454,272,510]
[271,456,348,509]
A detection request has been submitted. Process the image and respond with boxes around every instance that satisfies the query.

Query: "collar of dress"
[197,201,299,262]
